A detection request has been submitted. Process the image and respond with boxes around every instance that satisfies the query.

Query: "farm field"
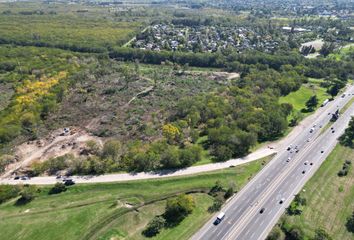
[0,155,271,240]
[279,144,354,239]
[0,14,142,51]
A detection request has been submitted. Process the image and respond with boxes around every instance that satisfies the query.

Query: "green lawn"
[280,145,354,239]
[0,155,271,240]
[279,82,329,114]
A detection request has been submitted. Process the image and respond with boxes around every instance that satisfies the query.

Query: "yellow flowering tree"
[162,124,181,144]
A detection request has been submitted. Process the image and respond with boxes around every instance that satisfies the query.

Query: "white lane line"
[260,220,264,226]
[216,230,223,237]
[255,217,260,224]
[251,232,255,239]
[245,229,250,236]
[212,228,217,233]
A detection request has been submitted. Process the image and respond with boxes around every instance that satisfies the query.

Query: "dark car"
[332,130,335,133]
[279,198,285,204]
[63,179,75,186]
[14,176,20,180]
[259,208,265,214]
[302,170,306,174]
[310,163,313,166]
[321,150,324,153]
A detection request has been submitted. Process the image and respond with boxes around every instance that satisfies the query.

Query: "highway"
[191,85,354,240]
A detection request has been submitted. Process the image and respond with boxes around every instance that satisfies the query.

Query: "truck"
[213,212,225,225]
[321,99,329,107]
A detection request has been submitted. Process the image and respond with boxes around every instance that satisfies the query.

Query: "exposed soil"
[1,125,103,178]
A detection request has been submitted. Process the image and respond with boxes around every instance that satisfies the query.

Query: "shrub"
[164,194,195,224]
[208,198,223,213]
[313,228,332,240]
[102,140,122,161]
[16,185,38,205]
[346,211,354,233]
[48,182,67,195]
[142,216,166,237]
[209,181,224,197]
[0,185,20,204]
[224,187,234,200]
[266,226,283,240]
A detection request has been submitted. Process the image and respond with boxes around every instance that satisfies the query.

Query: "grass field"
[0,155,271,240]
[0,15,141,49]
[280,145,354,239]
[279,82,329,114]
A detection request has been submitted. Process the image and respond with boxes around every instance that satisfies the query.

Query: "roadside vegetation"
[0,156,270,240]
[269,144,354,240]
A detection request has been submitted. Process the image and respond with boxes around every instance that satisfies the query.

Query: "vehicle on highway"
[310,127,314,133]
[332,130,335,133]
[342,94,346,98]
[287,146,291,151]
[307,138,310,142]
[304,161,308,165]
[287,157,291,162]
[321,150,324,153]
[295,149,299,153]
[310,162,313,166]
[259,208,265,214]
[20,176,29,180]
[321,99,329,107]
[302,170,306,174]
[279,198,285,204]
[63,179,75,186]
[14,176,19,180]
[213,212,225,225]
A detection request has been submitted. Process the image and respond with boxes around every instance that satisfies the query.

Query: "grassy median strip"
[277,145,354,240]
[0,155,271,240]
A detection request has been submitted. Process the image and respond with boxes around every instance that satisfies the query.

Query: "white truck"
[214,212,225,225]
[321,99,329,107]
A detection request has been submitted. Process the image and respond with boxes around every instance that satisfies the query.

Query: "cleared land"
[281,145,354,239]
[0,15,141,49]
[0,155,271,240]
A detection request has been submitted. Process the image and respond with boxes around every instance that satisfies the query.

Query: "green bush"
[164,194,195,224]
[142,216,166,237]
[0,185,20,204]
[48,182,67,195]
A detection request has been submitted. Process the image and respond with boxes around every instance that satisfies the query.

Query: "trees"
[339,117,354,147]
[346,211,354,233]
[305,95,318,112]
[285,227,304,240]
[162,124,181,144]
[142,216,166,237]
[266,226,283,240]
[164,194,195,224]
[102,140,122,161]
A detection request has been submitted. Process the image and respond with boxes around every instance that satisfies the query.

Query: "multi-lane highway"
[192,85,354,240]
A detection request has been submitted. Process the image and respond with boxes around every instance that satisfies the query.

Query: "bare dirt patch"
[1,126,103,178]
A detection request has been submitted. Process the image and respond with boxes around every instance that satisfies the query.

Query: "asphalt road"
[191,85,354,240]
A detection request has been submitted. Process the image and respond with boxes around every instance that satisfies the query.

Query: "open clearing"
[279,81,329,115]
[281,145,354,239]
[0,155,271,240]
